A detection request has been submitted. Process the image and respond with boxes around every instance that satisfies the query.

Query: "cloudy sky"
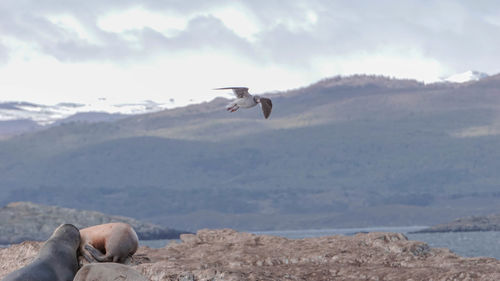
[1,0,500,107]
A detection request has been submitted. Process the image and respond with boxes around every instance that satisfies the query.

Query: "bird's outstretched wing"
[260,98,272,119]
[214,87,250,98]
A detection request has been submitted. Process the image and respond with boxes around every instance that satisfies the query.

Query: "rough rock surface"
[0,241,42,277]
[74,263,149,281]
[415,214,500,233]
[2,229,500,281]
[0,202,185,244]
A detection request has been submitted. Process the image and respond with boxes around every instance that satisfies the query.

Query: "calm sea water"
[139,226,500,260]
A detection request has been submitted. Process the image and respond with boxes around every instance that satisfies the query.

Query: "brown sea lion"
[2,224,81,281]
[79,222,139,264]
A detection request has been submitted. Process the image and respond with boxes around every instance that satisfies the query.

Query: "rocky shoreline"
[0,202,186,244]
[2,229,500,280]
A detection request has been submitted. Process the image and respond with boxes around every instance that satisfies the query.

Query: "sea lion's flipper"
[81,250,96,263]
[84,244,113,262]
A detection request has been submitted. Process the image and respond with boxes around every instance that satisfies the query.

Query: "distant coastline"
[412,214,500,233]
[0,202,187,244]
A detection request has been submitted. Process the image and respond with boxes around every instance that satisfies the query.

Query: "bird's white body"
[228,97,257,109]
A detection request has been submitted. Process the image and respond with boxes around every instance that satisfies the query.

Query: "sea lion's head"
[51,224,81,249]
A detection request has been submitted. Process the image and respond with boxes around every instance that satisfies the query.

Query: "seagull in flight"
[214,87,273,119]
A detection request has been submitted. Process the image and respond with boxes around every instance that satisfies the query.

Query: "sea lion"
[79,222,139,264]
[73,263,148,281]
[2,224,81,281]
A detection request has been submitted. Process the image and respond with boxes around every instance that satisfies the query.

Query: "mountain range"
[1,73,500,231]
[0,71,489,138]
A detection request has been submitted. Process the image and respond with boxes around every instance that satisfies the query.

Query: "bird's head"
[253,95,261,103]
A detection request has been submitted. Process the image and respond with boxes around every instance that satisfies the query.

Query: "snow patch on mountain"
[0,99,172,126]
[443,70,488,83]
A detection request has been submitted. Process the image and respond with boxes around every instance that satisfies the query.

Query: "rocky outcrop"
[414,214,500,233]
[2,229,500,281]
[0,202,185,244]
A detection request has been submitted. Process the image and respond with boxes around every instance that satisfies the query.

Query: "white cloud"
[0,47,311,107]
[97,7,189,37]
[209,5,261,41]
[47,14,99,43]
